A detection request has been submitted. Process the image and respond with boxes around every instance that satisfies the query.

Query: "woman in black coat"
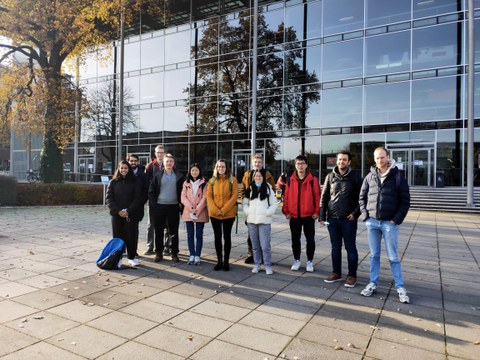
[106,160,143,267]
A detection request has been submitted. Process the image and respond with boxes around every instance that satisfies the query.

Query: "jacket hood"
[370,159,397,175]
[333,166,351,177]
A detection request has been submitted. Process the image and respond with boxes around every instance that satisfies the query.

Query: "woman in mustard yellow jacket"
[206,159,238,271]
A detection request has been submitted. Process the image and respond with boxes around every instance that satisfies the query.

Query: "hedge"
[0,175,17,206]
[15,183,104,206]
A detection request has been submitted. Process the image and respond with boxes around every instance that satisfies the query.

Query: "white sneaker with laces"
[117,258,123,269]
[251,265,261,274]
[306,261,314,272]
[194,256,201,265]
[397,287,410,303]
[188,255,195,265]
[291,260,301,271]
[361,282,377,297]
[128,258,139,267]
[265,266,273,275]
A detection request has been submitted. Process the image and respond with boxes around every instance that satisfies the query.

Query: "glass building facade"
[64,0,480,186]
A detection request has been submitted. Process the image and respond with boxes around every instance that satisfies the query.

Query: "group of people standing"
[106,145,411,304]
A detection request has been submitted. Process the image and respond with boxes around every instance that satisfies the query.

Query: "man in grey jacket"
[359,146,410,303]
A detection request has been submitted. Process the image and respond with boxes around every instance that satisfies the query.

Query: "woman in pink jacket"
[181,163,209,265]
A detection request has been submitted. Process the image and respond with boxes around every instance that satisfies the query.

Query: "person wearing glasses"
[282,155,321,273]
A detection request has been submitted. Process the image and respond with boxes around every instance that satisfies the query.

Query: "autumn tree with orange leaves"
[0,0,163,182]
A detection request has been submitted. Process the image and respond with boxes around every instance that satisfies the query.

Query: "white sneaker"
[306,261,314,272]
[188,255,195,265]
[361,282,377,297]
[128,258,139,267]
[291,260,301,271]
[397,287,410,304]
[194,256,201,265]
[252,265,261,274]
[265,266,273,275]
[117,257,123,269]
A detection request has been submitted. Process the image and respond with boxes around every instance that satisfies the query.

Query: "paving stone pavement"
[0,206,479,359]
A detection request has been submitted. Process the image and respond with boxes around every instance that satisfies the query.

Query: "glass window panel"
[191,101,218,134]
[365,32,410,76]
[164,30,191,65]
[124,77,140,106]
[285,4,304,42]
[195,21,219,58]
[306,100,321,128]
[322,39,363,82]
[412,23,461,71]
[219,99,248,133]
[411,76,461,122]
[220,14,251,55]
[192,0,219,21]
[259,8,284,46]
[436,128,462,186]
[365,82,410,125]
[473,19,480,63]
[141,36,165,69]
[164,106,189,132]
[307,1,322,39]
[193,63,219,98]
[164,68,191,101]
[258,53,283,89]
[321,87,363,127]
[123,42,140,72]
[366,0,411,27]
[140,72,164,104]
[413,0,462,19]
[323,0,364,36]
[306,45,321,80]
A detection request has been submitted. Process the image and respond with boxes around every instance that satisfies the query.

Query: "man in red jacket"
[282,155,321,272]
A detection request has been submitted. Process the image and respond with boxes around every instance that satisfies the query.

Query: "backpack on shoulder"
[96,238,125,270]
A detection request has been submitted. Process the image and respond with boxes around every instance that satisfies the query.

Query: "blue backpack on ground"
[96,238,125,270]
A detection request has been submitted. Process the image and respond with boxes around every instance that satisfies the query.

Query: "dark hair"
[337,151,352,161]
[295,155,308,164]
[112,160,135,181]
[127,154,139,161]
[245,169,269,201]
[186,163,203,182]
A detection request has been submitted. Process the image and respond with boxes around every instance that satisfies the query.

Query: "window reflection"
[365,82,410,125]
[124,77,140,105]
[413,23,461,71]
[165,30,191,65]
[164,68,190,101]
[307,1,322,39]
[140,72,164,104]
[140,108,163,133]
[259,7,284,47]
[321,134,362,180]
[365,32,410,76]
[220,15,251,54]
[322,39,363,82]
[323,0,364,36]
[321,87,362,127]
[285,4,304,42]
[164,106,190,132]
[366,0,411,27]
[141,36,165,69]
[413,0,461,19]
[123,42,140,72]
[411,76,461,122]
[305,46,321,79]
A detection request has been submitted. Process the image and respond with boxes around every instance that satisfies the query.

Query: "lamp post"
[467,0,475,207]
[117,3,125,165]
[251,0,258,157]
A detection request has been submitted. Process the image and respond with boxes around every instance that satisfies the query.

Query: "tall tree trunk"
[40,69,64,183]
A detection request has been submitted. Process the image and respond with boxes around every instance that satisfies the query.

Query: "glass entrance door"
[390,148,433,187]
[233,152,250,183]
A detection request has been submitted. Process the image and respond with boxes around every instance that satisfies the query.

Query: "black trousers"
[111,215,139,260]
[153,204,180,255]
[289,216,316,261]
[211,217,235,261]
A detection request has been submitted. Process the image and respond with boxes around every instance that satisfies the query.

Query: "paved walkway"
[0,206,479,360]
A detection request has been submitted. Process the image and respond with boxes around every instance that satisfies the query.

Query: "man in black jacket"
[320,151,362,288]
[148,153,184,263]
[359,146,410,303]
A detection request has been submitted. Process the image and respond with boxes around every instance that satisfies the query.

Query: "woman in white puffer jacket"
[243,169,278,275]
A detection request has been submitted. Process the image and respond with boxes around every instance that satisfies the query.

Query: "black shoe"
[144,249,155,255]
[163,248,171,256]
[244,256,254,264]
[154,253,163,262]
[223,263,230,271]
[171,255,180,263]
[214,262,223,271]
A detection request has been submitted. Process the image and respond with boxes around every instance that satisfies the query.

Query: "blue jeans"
[327,218,358,277]
[365,218,404,288]
[247,223,272,267]
[185,221,205,257]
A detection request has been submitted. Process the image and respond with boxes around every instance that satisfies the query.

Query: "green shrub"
[0,175,17,206]
[16,183,103,206]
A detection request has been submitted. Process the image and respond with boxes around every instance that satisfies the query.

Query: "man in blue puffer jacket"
[359,146,411,303]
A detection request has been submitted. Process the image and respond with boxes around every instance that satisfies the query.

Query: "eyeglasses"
[295,162,307,166]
